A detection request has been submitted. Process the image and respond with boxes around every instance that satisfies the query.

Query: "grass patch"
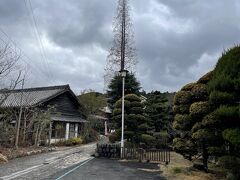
[172,167,183,174]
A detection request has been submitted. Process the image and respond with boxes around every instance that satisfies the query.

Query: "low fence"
[96,144,170,163]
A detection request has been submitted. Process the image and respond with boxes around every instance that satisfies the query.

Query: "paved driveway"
[50,158,165,180]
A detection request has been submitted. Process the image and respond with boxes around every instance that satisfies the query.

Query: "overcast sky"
[0,0,240,94]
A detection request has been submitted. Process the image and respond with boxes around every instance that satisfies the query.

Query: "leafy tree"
[107,73,141,108]
[78,90,107,117]
[145,91,174,133]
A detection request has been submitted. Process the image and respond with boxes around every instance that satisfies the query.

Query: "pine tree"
[112,94,153,146]
[107,73,141,108]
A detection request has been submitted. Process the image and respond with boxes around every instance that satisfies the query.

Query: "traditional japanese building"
[0,85,86,144]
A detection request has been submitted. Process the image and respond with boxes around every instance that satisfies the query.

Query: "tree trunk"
[202,142,208,172]
[48,122,52,146]
[34,125,39,146]
[22,114,27,144]
[37,124,43,146]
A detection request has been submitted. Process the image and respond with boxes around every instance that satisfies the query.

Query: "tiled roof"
[51,115,87,123]
[0,85,70,108]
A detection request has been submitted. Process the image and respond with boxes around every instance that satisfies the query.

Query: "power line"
[23,0,54,82]
[0,28,51,82]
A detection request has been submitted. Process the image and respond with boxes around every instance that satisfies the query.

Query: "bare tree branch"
[104,0,137,89]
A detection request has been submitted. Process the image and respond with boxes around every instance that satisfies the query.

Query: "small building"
[0,85,86,144]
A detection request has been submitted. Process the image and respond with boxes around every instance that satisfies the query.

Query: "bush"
[190,101,211,118]
[115,99,130,108]
[191,83,208,101]
[223,128,240,148]
[130,101,142,108]
[173,104,190,114]
[191,122,202,133]
[125,94,141,102]
[192,129,215,141]
[209,91,235,105]
[174,91,192,105]
[109,133,119,143]
[197,71,213,84]
[66,137,83,146]
[181,83,196,91]
[173,138,186,152]
[218,156,240,179]
[173,114,192,130]
[215,105,239,120]
[202,112,218,127]
[0,123,15,147]
[82,129,99,144]
[141,134,155,147]
[113,108,121,116]
[138,123,149,131]
[130,107,143,114]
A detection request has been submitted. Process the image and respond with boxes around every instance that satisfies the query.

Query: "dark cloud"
[0,0,240,93]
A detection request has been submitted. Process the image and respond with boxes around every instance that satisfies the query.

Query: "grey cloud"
[0,0,240,93]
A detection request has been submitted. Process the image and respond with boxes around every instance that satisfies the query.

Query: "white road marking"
[55,157,94,180]
[0,164,43,180]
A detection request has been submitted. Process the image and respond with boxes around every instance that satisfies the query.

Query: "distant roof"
[0,85,79,108]
[100,106,112,114]
[51,115,87,123]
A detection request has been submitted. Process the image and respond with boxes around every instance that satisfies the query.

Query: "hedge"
[181,82,196,91]
[209,91,235,105]
[197,71,213,84]
[223,128,240,148]
[174,91,192,105]
[173,104,190,114]
[125,94,141,102]
[190,101,211,118]
[191,83,208,101]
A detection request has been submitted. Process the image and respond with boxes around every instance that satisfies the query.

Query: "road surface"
[50,158,164,180]
[0,143,96,180]
[0,138,165,180]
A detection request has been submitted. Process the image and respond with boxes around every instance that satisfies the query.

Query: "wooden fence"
[97,144,170,163]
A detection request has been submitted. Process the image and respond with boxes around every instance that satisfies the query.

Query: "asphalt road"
[0,143,96,180]
[50,158,165,180]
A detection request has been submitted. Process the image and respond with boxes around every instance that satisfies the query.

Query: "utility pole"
[120,0,127,159]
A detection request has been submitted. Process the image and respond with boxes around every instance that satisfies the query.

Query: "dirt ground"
[160,152,225,180]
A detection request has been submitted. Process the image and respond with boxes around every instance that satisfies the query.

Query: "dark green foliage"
[218,156,240,179]
[181,83,196,91]
[197,71,213,84]
[223,128,240,148]
[191,83,208,101]
[174,91,192,105]
[145,91,174,133]
[208,46,240,93]
[173,104,190,114]
[107,73,141,108]
[141,134,155,147]
[109,132,118,143]
[173,114,193,131]
[112,93,152,146]
[209,91,235,105]
[173,46,240,174]
[172,71,213,166]
[189,101,211,118]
